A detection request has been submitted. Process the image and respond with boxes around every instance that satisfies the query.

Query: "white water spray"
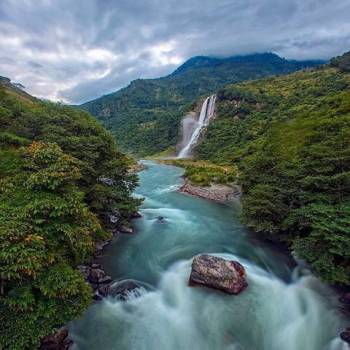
[178,94,216,158]
[70,162,348,350]
[71,257,347,350]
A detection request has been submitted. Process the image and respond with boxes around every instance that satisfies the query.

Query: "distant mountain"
[80,53,324,156]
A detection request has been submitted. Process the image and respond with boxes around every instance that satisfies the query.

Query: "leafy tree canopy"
[195,53,350,286]
[0,81,140,348]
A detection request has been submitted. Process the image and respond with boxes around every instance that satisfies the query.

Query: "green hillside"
[0,79,140,349]
[81,53,322,156]
[195,51,350,285]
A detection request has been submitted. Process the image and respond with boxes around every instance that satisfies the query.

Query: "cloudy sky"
[0,0,349,104]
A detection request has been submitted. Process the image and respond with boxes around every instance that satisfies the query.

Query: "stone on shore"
[119,226,134,234]
[40,327,72,350]
[189,255,247,295]
[89,268,105,284]
[340,293,350,305]
[179,181,241,203]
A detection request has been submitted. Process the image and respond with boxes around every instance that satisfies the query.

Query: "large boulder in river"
[189,255,247,294]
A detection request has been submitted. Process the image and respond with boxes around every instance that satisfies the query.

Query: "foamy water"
[70,161,348,350]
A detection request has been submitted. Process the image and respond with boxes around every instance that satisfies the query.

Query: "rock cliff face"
[189,255,247,295]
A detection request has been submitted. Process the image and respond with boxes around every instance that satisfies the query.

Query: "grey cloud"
[0,0,349,103]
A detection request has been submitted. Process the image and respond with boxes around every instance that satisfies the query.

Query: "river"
[70,161,347,350]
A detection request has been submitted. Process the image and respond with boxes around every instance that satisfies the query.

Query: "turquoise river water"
[70,161,348,350]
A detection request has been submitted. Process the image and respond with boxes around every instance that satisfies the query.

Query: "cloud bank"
[0,0,349,103]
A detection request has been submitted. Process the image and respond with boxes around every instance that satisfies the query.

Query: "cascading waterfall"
[177,94,216,158]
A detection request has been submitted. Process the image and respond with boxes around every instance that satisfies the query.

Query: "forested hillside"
[0,78,140,349]
[81,53,322,156]
[195,51,350,285]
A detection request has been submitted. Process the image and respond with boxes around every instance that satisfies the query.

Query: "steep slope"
[195,51,350,286]
[81,53,323,156]
[0,78,140,349]
[0,76,36,103]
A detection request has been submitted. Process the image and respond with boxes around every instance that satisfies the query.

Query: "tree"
[0,142,103,349]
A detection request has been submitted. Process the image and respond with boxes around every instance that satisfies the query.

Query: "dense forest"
[0,78,140,349]
[195,51,350,285]
[81,53,322,156]
[1,49,348,348]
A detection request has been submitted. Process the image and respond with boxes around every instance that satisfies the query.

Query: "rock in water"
[156,216,166,223]
[340,328,350,344]
[189,255,247,294]
[107,279,144,300]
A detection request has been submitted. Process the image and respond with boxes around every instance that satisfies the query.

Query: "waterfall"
[177,94,216,158]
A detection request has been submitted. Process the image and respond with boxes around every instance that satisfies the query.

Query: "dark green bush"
[0,84,140,348]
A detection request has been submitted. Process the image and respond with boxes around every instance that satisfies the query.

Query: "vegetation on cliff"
[0,80,140,349]
[81,53,322,156]
[195,51,350,285]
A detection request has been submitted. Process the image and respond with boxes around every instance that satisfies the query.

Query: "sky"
[0,0,350,104]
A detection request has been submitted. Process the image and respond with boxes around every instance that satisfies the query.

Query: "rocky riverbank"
[39,191,141,350]
[128,161,147,174]
[40,224,139,350]
[179,179,241,203]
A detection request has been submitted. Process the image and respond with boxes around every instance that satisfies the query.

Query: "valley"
[80,53,323,156]
[0,8,349,347]
[69,161,347,350]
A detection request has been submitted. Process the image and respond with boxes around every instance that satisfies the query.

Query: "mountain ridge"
[80,52,324,156]
[168,52,325,76]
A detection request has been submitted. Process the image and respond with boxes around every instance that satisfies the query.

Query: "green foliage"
[0,84,140,224]
[164,159,238,186]
[0,131,30,146]
[23,142,81,190]
[330,50,350,72]
[81,53,322,156]
[0,142,99,349]
[196,59,350,285]
[291,203,350,284]
[0,82,141,348]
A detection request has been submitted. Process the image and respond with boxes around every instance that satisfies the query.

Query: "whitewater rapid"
[70,161,347,350]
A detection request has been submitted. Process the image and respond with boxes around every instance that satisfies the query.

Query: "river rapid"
[70,161,348,350]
